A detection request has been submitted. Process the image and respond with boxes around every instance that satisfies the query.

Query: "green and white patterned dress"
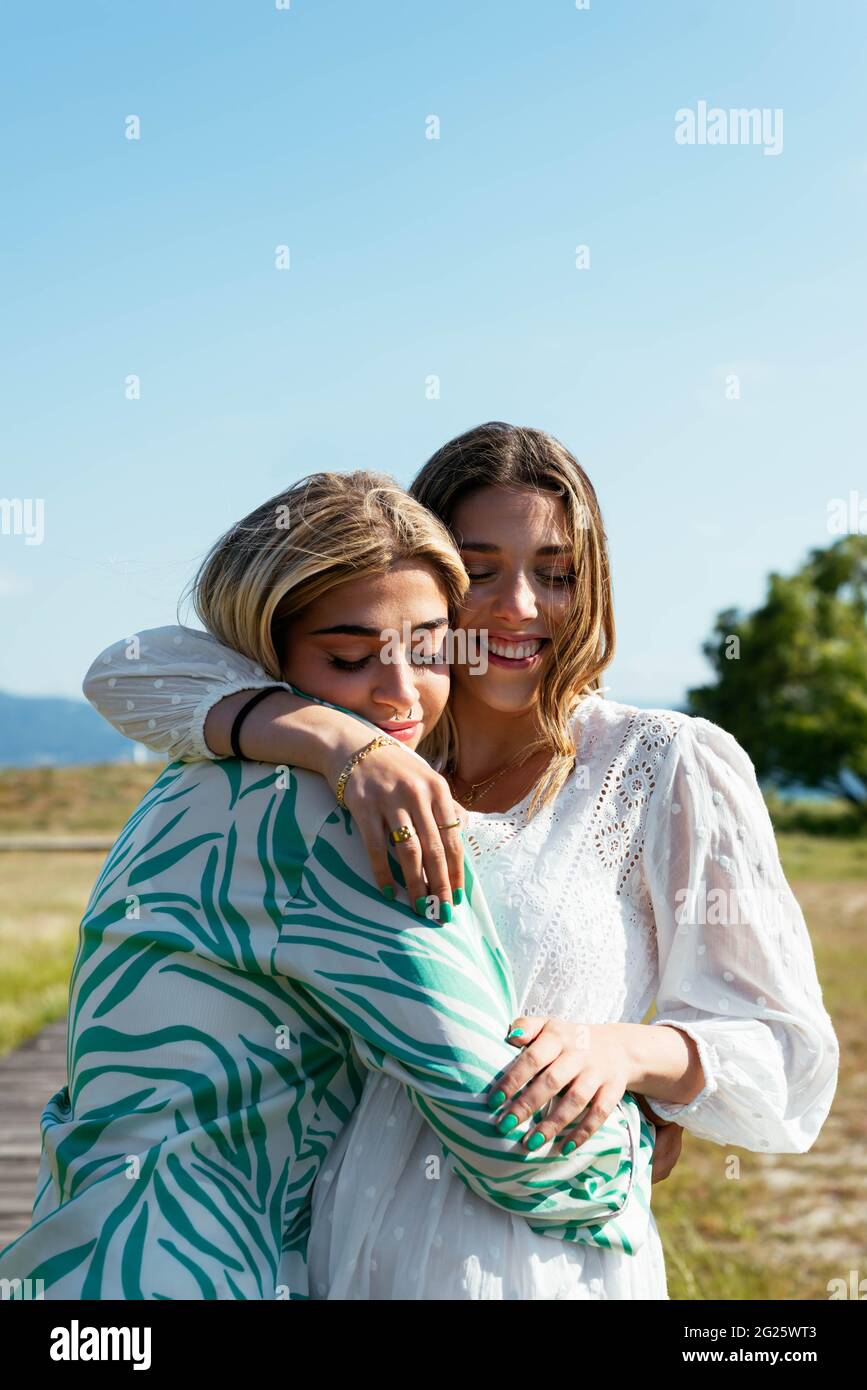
[0,752,655,1300]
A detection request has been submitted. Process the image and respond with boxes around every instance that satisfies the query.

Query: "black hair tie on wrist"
[229,687,285,759]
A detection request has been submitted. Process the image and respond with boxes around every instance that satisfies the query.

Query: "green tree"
[687,535,867,820]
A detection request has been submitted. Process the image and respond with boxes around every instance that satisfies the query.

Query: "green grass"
[0,767,162,1053]
[0,852,99,1054]
[655,871,866,1300]
[764,792,867,838]
[776,832,867,880]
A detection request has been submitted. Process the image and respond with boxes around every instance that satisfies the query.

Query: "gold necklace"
[452,748,538,808]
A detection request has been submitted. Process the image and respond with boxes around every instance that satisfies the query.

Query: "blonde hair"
[411,422,616,818]
[189,471,469,679]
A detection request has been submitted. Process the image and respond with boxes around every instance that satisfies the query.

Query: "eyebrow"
[308,618,450,637]
[459,543,572,556]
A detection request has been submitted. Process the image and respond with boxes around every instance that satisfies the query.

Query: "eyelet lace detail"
[463,697,684,1025]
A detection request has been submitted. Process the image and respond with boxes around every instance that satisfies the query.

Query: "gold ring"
[437,820,462,831]
[388,825,416,845]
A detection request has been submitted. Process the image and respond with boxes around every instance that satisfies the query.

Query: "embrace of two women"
[0,421,838,1301]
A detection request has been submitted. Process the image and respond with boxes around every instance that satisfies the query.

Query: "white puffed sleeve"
[640,715,839,1153]
[82,625,290,762]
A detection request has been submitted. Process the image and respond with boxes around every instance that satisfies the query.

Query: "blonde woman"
[0,471,657,1301]
[84,424,839,1299]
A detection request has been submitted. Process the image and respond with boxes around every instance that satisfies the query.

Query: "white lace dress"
[83,627,841,1300]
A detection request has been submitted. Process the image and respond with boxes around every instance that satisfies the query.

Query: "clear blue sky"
[2,0,865,706]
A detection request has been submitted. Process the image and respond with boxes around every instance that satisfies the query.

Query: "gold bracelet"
[335,735,395,809]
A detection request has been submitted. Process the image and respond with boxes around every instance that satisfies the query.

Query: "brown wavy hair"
[411,422,616,817]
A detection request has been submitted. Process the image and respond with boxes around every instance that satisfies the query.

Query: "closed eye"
[466,569,575,585]
[327,655,371,671]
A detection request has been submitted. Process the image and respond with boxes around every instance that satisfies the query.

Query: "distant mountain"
[0,691,157,768]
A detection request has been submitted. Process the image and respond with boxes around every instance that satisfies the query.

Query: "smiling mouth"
[486,637,546,659]
[483,635,549,667]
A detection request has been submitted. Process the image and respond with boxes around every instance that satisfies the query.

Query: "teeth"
[488,638,542,659]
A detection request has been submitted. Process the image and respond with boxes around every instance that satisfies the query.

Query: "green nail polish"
[453,887,463,905]
[414,896,428,916]
[507,1028,525,1040]
[381,884,395,900]
[526,1130,547,1151]
[439,902,452,923]
[563,1140,577,1155]
[497,1113,519,1135]
[487,1090,506,1110]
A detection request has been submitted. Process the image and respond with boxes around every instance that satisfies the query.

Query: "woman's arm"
[639,716,840,1152]
[276,776,655,1254]
[82,625,288,762]
[83,625,466,905]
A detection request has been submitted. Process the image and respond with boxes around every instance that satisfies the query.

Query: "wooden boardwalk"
[0,1020,67,1250]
